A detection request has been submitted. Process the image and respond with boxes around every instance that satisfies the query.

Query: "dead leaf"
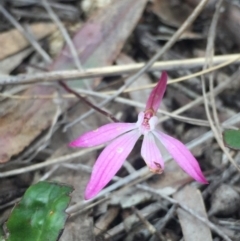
[147,160,192,196]
[0,23,56,60]
[0,48,32,74]
[174,185,212,241]
[152,0,193,28]
[0,85,58,163]
[209,184,240,216]
[52,0,148,72]
[0,0,148,163]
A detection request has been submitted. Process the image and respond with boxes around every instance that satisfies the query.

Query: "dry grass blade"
[41,0,83,71]
[63,0,209,131]
[174,186,212,241]
[0,53,239,85]
[65,112,240,213]
[0,145,103,178]
[138,185,232,241]
[0,87,209,126]
[0,4,52,63]
[1,112,240,180]
[0,0,148,163]
[1,1,240,240]
[207,0,224,135]
[201,0,239,171]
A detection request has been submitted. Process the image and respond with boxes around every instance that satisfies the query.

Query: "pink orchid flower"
[70,72,207,199]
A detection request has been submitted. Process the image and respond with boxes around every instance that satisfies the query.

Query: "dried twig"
[207,0,224,135]
[61,113,240,212]
[63,0,210,131]
[1,54,239,85]
[153,204,177,233]
[1,4,119,124]
[43,0,108,123]
[59,80,119,122]
[41,0,83,70]
[132,206,163,240]
[103,203,164,239]
[0,69,237,128]
[137,185,232,241]
[158,70,237,124]
[1,113,240,179]
[201,0,239,170]
[1,2,110,125]
[0,60,236,99]
[0,4,52,63]
[0,85,210,126]
[0,146,103,178]
[59,87,210,126]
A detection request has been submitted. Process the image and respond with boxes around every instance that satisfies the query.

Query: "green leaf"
[6,181,73,241]
[223,129,240,150]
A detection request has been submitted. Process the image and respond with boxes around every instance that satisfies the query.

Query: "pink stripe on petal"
[69,122,137,147]
[141,132,164,173]
[145,71,167,112]
[153,130,208,184]
[85,129,141,199]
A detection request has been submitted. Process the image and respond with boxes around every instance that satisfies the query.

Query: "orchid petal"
[145,71,167,112]
[153,130,208,183]
[141,132,164,173]
[69,122,137,147]
[85,129,141,199]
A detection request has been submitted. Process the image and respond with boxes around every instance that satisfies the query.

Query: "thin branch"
[2,112,240,208]
[137,185,232,241]
[0,83,210,126]
[0,3,118,123]
[0,4,52,63]
[40,85,213,126]
[106,56,240,94]
[0,80,237,129]
[63,0,210,131]
[0,60,237,100]
[153,204,177,233]
[207,0,224,134]
[1,53,239,85]
[42,0,102,120]
[58,80,119,122]
[0,145,103,178]
[41,0,83,70]
[1,3,110,123]
[132,206,164,240]
[201,0,239,171]
[158,72,235,123]
[0,70,237,127]
[60,87,209,126]
[101,202,164,239]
